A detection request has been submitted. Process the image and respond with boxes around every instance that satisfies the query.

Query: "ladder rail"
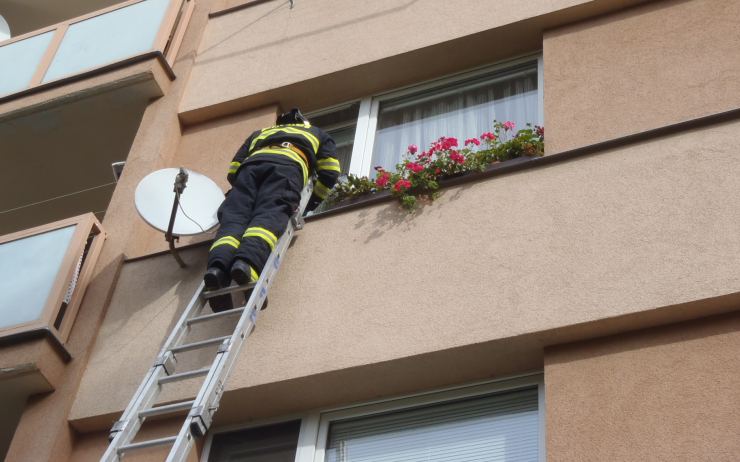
[102,181,313,462]
[102,282,207,461]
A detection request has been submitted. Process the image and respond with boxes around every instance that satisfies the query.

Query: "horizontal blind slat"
[326,387,539,462]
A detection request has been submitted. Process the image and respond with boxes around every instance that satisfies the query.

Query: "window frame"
[0,213,105,345]
[200,373,544,462]
[347,53,544,177]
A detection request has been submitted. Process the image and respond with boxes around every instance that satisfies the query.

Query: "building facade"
[0,0,739,460]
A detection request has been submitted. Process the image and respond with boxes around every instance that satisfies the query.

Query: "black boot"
[203,266,233,312]
[230,259,268,310]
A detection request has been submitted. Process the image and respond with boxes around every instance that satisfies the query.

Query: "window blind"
[325,387,539,462]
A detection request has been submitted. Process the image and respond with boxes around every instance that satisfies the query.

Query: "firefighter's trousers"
[208,160,302,279]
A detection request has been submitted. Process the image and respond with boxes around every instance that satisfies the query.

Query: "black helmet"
[276,107,309,126]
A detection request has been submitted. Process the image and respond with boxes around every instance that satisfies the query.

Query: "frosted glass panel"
[43,0,170,83]
[0,31,53,96]
[0,226,76,329]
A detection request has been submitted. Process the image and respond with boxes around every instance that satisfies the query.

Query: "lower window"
[324,386,540,462]
[207,420,301,462]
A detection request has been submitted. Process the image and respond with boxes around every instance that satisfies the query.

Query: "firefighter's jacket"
[227,122,340,209]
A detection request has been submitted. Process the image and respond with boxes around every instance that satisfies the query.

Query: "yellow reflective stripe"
[228,161,241,174]
[314,180,332,199]
[250,266,260,281]
[249,127,319,154]
[210,236,240,251]
[317,158,340,172]
[243,226,278,251]
[250,148,308,185]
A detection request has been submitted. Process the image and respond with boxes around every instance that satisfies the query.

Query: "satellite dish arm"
[165,168,189,268]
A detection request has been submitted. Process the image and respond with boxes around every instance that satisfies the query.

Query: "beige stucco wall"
[70,116,740,435]
[179,0,651,123]
[544,0,740,153]
[546,312,740,461]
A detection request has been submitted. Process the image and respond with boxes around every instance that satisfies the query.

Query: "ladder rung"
[170,336,230,354]
[159,367,211,385]
[118,435,177,454]
[138,400,194,419]
[187,307,245,325]
[203,283,255,298]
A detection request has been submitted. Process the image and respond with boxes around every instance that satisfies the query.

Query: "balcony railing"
[0,0,192,99]
[0,214,105,353]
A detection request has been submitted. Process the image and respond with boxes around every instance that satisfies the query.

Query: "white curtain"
[370,64,539,172]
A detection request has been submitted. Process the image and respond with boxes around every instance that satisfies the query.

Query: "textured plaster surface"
[180,0,648,120]
[544,0,740,153]
[71,117,740,429]
[546,312,740,461]
[2,1,216,461]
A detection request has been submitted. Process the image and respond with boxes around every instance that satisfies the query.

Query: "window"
[207,420,301,462]
[308,56,542,180]
[203,376,543,462]
[308,103,361,176]
[323,387,539,462]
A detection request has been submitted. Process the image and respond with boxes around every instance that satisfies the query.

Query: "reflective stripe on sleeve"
[210,236,240,251]
[313,180,332,199]
[243,226,278,251]
[317,158,340,172]
[227,161,241,175]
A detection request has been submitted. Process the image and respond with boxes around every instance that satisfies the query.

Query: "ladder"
[101,182,313,461]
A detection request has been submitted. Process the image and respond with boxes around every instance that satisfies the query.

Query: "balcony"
[0,0,193,235]
[0,0,190,100]
[0,214,104,456]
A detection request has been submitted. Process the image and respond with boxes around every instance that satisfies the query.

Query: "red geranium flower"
[502,121,516,131]
[375,171,391,188]
[465,138,481,146]
[406,161,424,173]
[393,179,412,192]
[480,132,496,141]
[408,144,418,155]
[449,151,466,164]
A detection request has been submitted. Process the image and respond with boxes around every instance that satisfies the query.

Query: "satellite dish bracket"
[165,168,189,268]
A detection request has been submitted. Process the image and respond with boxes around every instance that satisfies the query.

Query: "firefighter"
[204,108,340,311]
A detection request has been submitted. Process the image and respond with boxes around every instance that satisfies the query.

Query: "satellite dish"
[0,15,9,42]
[135,168,223,236]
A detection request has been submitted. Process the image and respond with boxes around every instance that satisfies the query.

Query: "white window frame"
[200,373,544,462]
[347,53,544,177]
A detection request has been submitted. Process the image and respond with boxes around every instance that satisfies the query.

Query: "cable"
[177,202,206,233]
[0,181,116,215]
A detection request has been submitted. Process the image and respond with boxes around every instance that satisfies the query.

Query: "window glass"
[209,420,301,462]
[43,0,170,83]
[371,62,539,172]
[310,102,360,175]
[325,387,539,462]
[0,225,76,329]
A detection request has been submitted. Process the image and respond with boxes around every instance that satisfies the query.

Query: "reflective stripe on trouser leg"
[233,162,302,274]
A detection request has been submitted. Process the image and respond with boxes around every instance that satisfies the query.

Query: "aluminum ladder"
[101,182,313,461]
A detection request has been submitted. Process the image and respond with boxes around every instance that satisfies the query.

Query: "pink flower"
[406,161,424,173]
[480,132,496,141]
[449,150,466,164]
[438,136,458,150]
[407,144,418,155]
[375,171,391,188]
[434,168,442,175]
[393,179,412,192]
[502,121,516,131]
[465,138,481,146]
